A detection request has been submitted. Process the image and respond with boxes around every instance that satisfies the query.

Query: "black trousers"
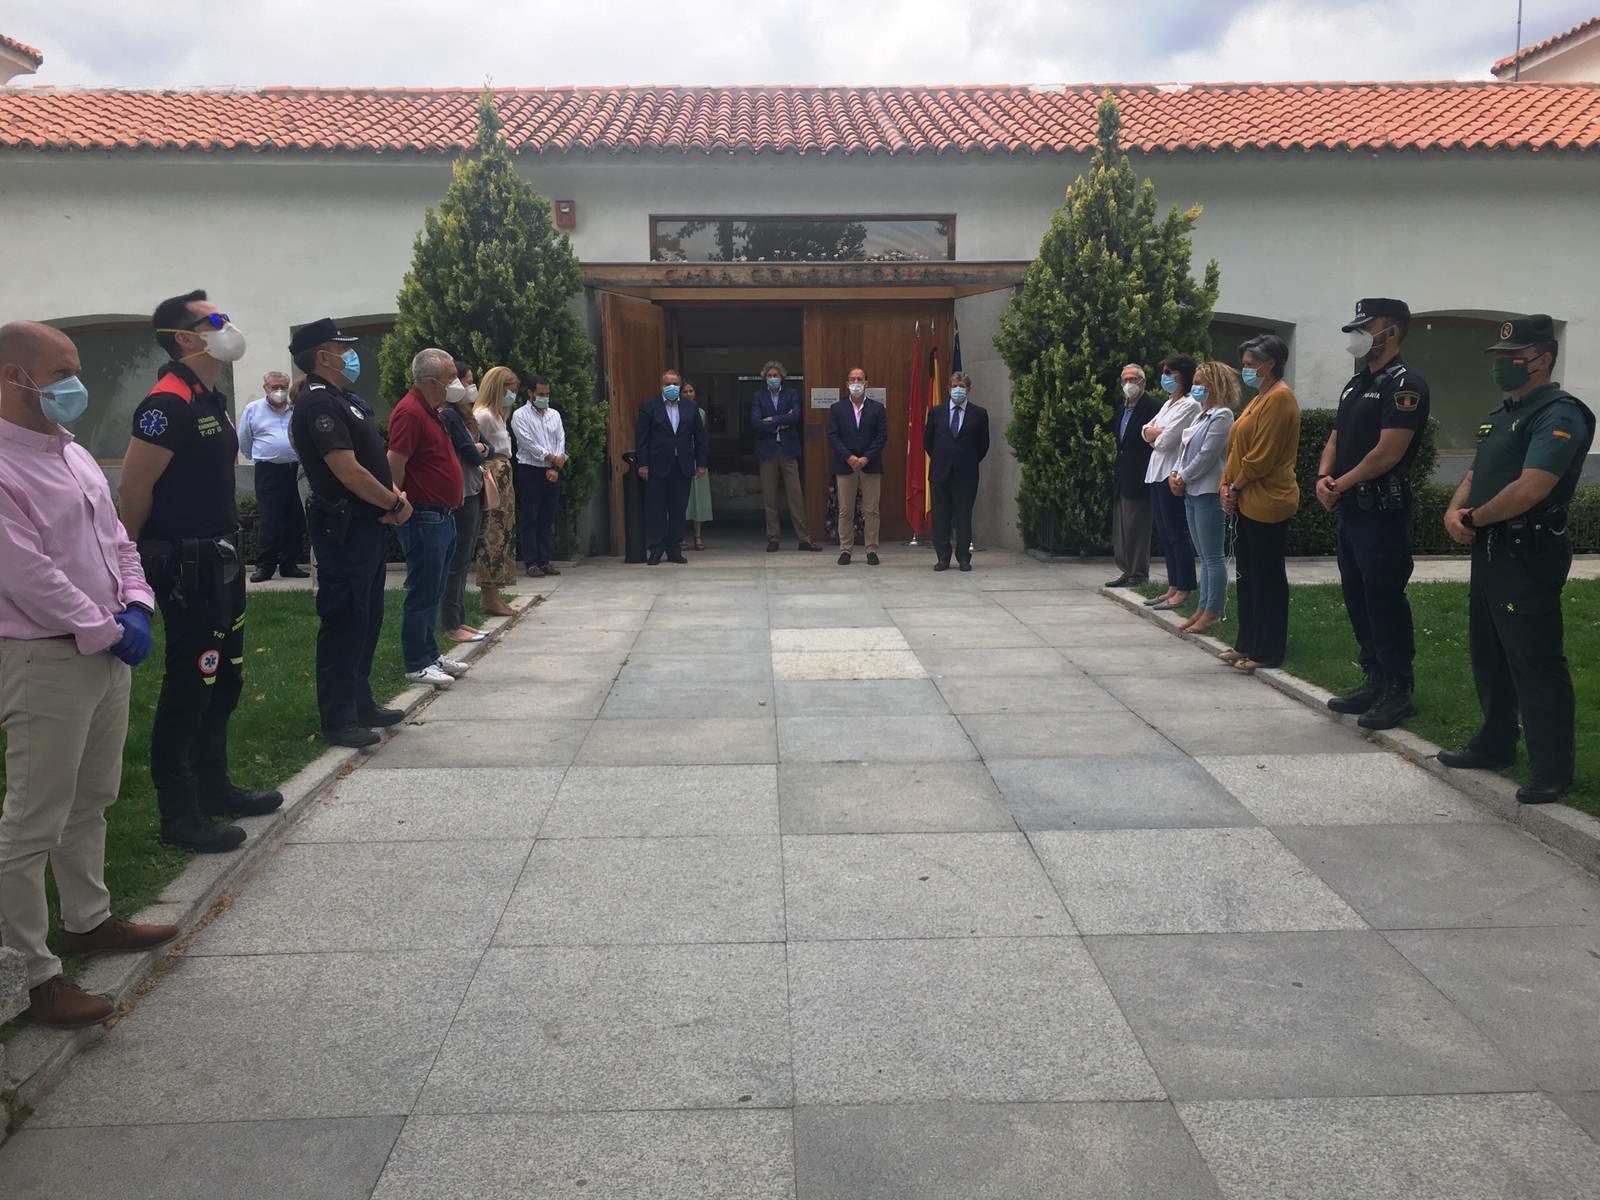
[645,469,692,553]
[148,558,246,823]
[441,494,483,632]
[1336,503,1416,682]
[516,464,562,567]
[931,475,978,565]
[309,515,389,732]
[1150,481,1197,591]
[1468,534,1575,785]
[253,460,306,569]
[1234,514,1289,665]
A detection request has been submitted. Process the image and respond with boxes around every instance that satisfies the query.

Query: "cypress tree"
[380,91,600,553]
[996,91,1219,553]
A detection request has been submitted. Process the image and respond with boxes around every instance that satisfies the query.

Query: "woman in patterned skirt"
[472,366,519,616]
[682,379,713,550]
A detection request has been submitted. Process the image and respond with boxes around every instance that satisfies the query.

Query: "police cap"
[288,317,359,357]
[1340,298,1411,332]
[1484,314,1556,352]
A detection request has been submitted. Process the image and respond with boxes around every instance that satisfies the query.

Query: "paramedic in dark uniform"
[118,290,281,853]
[1440,314,1595,804]
[1315,298,1430,731]
[288,318,412,749]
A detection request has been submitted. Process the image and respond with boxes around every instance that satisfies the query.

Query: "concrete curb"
[1097,584,1600,879]
[1,591,540,1109]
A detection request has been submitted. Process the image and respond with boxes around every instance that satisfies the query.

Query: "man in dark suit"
[1109,363,1162,586]
[634,368,706,565]
[752,360,820,552]
[924,371,990,572]
[827,365,888,565]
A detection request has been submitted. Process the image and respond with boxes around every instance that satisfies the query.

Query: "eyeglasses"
[187,313,231,330]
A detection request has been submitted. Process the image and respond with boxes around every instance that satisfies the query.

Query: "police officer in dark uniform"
[287,318,413,748]
[1315,298,1431,730]
[1440,315,1594,804]
[117,290,283,853]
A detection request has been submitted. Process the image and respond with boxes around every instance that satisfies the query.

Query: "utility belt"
[1352,474,1409,512]
[1480,508,1569,562]
[138,531,242,625]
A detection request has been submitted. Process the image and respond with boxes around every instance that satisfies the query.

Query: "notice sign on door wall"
[810,388,839,410]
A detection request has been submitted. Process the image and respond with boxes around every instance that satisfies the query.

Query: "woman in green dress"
[682,379,713,550]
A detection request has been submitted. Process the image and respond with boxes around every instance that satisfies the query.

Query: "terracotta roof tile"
[1492,15,1600,74]
[1,82,1599,156]
[0,35,43,68]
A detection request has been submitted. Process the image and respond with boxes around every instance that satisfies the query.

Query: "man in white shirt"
[509,375,566,578]
[238,370,307,583]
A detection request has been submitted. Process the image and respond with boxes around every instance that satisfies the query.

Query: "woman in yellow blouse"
[1221,335,1300,671]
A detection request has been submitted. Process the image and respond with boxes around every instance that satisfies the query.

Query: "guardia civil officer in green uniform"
[1440,315,1595,804]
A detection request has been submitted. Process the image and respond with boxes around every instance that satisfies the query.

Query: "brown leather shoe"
[25,976,114,1028]
[57,916,180,960]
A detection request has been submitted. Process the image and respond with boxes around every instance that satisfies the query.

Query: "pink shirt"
[0,418,154,654]
[852,401,865,427]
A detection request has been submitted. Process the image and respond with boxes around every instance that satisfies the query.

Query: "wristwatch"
[390,496,407,514]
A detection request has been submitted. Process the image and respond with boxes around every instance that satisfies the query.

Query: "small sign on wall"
[810,387,839,410]
[867,387,887,402]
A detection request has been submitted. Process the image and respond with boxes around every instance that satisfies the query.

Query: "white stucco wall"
[1512,36,1600,82]
[1,147,1596,549]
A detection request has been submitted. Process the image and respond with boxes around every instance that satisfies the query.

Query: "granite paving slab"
[496,836,784,945]
[577,717,777,765]
[778,762,1013,834]
[788,937,1163,1104]
[1144,705,1383,756]
[1553,1092,1600,1141]
[1060,644,1236,676]
[898,624,1047,651]
[368,718,589,768]
[960,712,1178,759]
[1089,931,1529,1100]
[771,650,928,680]
[1094,671,1304,715]
[616,652,774,684]
[778,714,976,762]
[773,677,945,715]
[598,680,775,718]
[771,626,911,652]
[988,756,1257,830]
[421,677,613,720]
[542,764,779,837]
[932,672,1116,714]
[915,647,1075,677]
[644,607,771,630]
[462,651,625,684]
[632,626,771,655]
[1198,752,1494,825]
[768,605,894,628]
[416,944,791,1113]
[782,833,1073,939]
[290,767,563,843]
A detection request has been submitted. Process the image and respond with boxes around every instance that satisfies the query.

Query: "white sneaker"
[433,657,470,679]
[405,664,455,688]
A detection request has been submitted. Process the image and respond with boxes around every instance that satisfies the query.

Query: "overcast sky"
[4,0,1591,88]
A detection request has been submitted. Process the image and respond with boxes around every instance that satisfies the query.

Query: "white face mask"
[444,379,468,403]
[266,387,288,405]
[848,382,865,399]
[1345,329,1374,358]
[503,391,517,406]
[1122,382,1142,400]
[464,384,478,401]
[202,323,248,363]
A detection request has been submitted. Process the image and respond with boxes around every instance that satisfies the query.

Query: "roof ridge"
[1492,14,1600,73]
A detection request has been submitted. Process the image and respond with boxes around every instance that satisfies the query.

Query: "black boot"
[1437,746,1514,770]
[161,817,246,853]
[1327,674,1383,715]
[203,782,284,819]
[1358,678,1416,731]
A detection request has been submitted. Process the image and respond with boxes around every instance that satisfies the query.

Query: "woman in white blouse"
[471,367,519,617]
[1141,354,1201,611]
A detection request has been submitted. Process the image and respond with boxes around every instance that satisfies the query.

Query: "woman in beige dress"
[472,366,519,617]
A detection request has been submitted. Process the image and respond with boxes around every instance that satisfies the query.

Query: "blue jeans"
[394,509,456,672]
[1185,491,1228,616]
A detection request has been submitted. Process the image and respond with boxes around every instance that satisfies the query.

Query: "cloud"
[4,0,1594,87]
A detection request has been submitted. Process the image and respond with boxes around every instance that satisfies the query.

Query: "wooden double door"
[603,292,955,553]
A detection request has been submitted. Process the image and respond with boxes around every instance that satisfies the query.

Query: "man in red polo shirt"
[387,348,468,688]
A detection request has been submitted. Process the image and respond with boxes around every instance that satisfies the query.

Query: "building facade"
[1,82,1597,551]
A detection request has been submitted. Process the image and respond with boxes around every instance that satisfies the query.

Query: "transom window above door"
[651,216,955,263]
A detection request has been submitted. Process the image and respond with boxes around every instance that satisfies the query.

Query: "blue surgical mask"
[1241,367,1260,388]
[1160,373,1178,395]
[340,348,362,383]
[766,377,781,391]
[1190,385,1208,404]
[22,369,90,424]
[663,385,680,402]
[949,387,967,403]
[533,395,550,410]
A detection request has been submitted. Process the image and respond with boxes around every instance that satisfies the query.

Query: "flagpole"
[907,318,921,546]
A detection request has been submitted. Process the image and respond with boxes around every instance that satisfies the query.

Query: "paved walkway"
[4,548,1599,1198]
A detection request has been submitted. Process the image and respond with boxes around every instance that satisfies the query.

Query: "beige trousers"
[0,637,129,987]
[759,453,810,542]
[836,471,882,553]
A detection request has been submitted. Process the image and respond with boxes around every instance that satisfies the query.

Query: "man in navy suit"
[752,360,820,552]
[923,371,990,572]
[827,366,888,565]
[1108,363,1163,586]
[634,368,706,565]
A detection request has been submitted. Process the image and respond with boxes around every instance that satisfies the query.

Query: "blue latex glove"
[111,607,152,667]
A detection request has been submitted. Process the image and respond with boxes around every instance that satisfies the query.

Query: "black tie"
[951,405,962,438]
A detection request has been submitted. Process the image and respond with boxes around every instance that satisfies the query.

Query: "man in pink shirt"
[0,322,178,1028]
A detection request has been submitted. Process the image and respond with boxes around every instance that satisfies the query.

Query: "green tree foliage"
[380,92,599,550]
[996,92,1220,553]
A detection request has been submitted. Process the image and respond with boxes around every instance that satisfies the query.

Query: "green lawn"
[1,587,488,949]
[1134,577,1600,819]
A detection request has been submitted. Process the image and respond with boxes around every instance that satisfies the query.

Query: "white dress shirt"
[475,406,512,458]
[510,403,566,467]
[237,396,298,464]
[1142,394,1201,484]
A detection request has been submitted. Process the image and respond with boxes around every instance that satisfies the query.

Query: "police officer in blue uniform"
[117,290,282,853]
[1440,315,1595,804]
[1316,298,1431,730]
[288,319,412,748]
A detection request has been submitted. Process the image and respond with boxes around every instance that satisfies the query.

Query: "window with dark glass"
[651,216,955,263]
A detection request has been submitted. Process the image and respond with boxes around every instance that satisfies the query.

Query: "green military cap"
[1484,314,1555,351]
